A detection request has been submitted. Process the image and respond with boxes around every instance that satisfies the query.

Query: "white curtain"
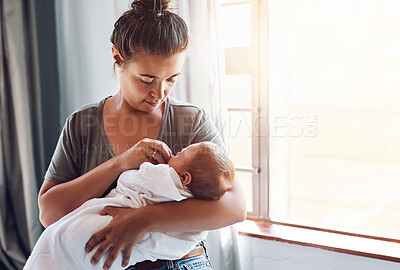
[173,1,228,140]
[173,1,240,270]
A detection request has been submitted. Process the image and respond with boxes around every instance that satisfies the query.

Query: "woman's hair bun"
[131,0,171,16]
[111,0,188,60]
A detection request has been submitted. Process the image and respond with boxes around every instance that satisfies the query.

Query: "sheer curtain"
[173,1,228,138]
[0,0,58,269]
[172,1,240,269]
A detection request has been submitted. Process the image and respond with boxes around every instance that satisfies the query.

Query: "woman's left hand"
[85,206,151,270]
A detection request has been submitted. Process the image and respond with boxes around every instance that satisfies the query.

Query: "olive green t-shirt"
[44,96,225,195]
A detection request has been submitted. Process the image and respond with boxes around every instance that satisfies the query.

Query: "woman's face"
[118,50,186,112]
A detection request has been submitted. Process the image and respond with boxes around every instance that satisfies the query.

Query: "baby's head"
[168,142,235,200]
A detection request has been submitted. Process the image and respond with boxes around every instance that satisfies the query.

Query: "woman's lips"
[145,100,160,107]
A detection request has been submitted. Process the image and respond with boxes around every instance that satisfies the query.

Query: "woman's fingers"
[86,207,150,269]
[157,141,173,161]
[122,244,135,267]
[120,138,173,170]
[140,138,172,163]
[103,244,123,270]
[100,206,117,216]
[148,149,164,165]
[146,139,172,161]
[85,229,107,253]
[99,241,136,269]
[90,239,113,266]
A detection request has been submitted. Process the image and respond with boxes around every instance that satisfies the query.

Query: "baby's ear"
[180,172,192,186]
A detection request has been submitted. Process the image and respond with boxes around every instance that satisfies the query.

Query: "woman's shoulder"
[61,97,109,138]
[167,97,207,118]
[70,97,108,118]
[65,97,108,124]
[163,97,225,152]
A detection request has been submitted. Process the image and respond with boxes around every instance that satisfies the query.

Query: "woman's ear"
[112,46,123,68]
[180,172,192,186]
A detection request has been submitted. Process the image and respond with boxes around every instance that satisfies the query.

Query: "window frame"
[223,0,262,217]
[223,0,400,261]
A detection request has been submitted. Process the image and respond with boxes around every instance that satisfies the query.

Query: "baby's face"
[168,144,198,175]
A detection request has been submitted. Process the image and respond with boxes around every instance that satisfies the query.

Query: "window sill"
[236,218,400,263]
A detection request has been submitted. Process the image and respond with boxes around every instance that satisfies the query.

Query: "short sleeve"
[189,109,227,153]
[44,115,81,184]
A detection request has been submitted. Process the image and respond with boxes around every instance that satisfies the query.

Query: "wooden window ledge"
[237,219,400,263]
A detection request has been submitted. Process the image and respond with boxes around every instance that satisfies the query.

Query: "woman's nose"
[151,82,166,100]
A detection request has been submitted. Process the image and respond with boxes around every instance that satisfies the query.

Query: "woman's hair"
[185,142,235,200]
[110,0,189,67]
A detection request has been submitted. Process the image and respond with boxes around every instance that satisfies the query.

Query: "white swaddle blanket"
[24,162,207,270]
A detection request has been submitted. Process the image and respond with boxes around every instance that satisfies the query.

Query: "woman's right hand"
[85,206,152,269]
[117,138,173,171]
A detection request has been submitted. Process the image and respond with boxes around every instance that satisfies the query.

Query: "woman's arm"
[149,176,246,231]
[38,139,172,227]
[38,155,124,227]
[86,176,246,269]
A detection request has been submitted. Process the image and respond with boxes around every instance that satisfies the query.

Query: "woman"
[37,0,246,269]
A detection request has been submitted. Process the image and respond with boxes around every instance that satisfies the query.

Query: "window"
[223,0,400,239]
[222,0,264,215]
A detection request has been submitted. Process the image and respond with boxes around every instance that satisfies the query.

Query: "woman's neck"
[102,91,165,156]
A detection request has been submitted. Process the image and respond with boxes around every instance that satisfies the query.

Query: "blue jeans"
[127,242,213,270]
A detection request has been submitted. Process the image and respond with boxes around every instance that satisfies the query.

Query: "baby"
[24,141,235,270]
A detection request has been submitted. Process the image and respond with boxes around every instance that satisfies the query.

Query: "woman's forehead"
[128,51,185,73]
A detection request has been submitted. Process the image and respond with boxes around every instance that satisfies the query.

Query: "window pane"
[268,0,400,238]
[227,111,252,168]
[222,4,252,48]
[225,74,252,108]
[236,171,253,212]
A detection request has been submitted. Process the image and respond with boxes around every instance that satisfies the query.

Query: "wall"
[55,0,119,122]
[238,235,400,270]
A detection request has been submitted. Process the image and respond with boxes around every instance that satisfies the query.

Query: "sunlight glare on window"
[222,4,252,48]
[268,0,400,238]
[226,74,252,108]
[227,111,253,168]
